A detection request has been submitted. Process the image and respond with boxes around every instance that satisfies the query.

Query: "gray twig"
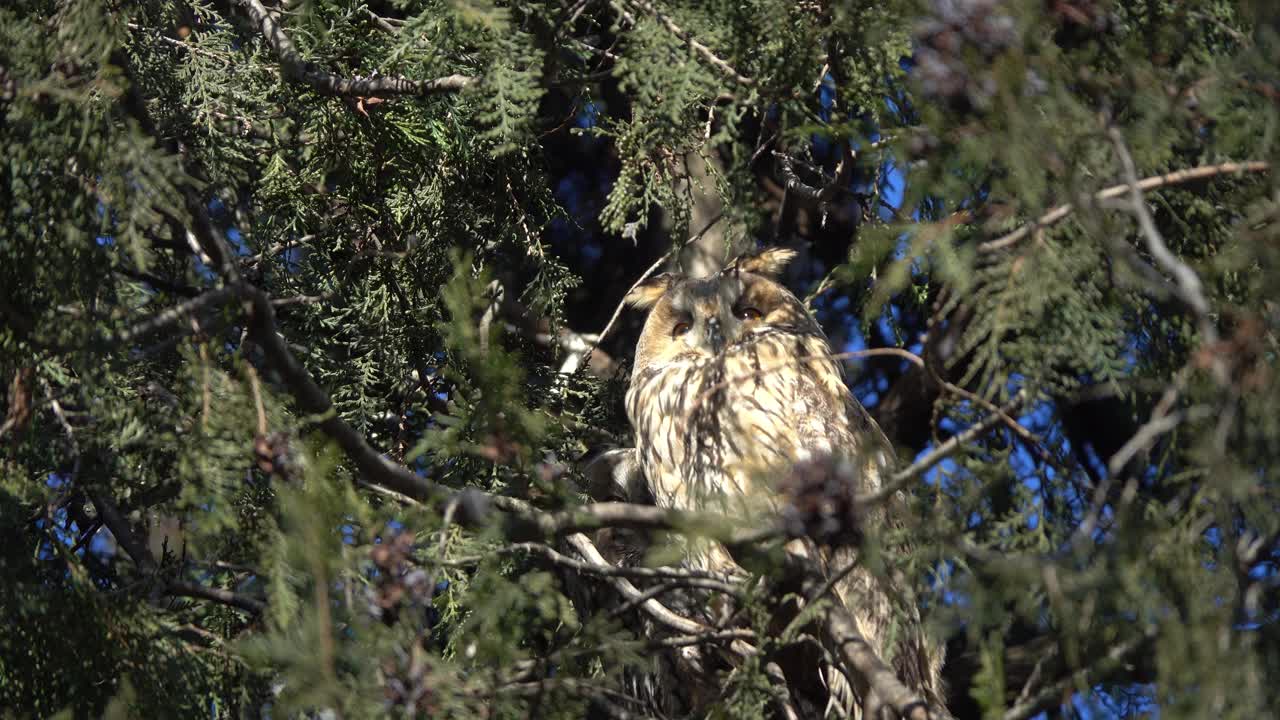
[1107,128,1226,385]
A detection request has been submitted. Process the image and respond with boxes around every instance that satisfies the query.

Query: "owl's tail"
[821,660,861,719]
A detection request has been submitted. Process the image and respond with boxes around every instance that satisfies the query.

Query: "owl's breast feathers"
[626,327,884,513]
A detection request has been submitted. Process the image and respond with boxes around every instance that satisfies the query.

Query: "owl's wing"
[842,390,897,478]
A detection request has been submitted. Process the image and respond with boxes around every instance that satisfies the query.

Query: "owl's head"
[625,247,816,370]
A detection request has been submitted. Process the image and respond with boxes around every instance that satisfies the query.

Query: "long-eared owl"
[622,247,943,717]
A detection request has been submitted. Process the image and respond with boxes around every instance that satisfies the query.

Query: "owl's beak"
[704,317,725,355]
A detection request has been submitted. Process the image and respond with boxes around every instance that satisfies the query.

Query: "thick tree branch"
[812,573,952,720]
[169,579,268,615]
[233,0,475,98]
[236,284,455,505]
[89,492,157,574]
[90,484,266,615]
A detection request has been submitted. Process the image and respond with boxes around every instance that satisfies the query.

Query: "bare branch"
[864,390,1029,505]
[508,500,781,545]
[1107,405,1213,476]
[819,585,949,720]
[1107,128,1228,385]
[613,0,754,87]
[977,160,1270,253]
[449,541,743,591]
[566,532,756,643]
[775,145,853,205]
[233,0,475,98]
[89,492,157,574]
[89,488,267,614]
[1108,130,1212,317]
[236,284,452,506]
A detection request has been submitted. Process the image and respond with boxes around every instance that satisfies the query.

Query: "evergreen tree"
[1,0,1277,717]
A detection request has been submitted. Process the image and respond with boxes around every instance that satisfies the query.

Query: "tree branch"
[450,541,743,591]
[816,575,952,720]
[1107,128,1229,386]
[233,0,475,98]
[565,532,755,643]
[863,391,1028,505]
[169,579,268,615]
[613,0,754,87]
[113,287,238,345]
[977,160,1270,254]
[90,491,267,614]
[775,145,853,205]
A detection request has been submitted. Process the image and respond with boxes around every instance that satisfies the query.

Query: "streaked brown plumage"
[623,247,942,717]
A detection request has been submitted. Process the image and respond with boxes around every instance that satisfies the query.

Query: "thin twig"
[864,391,1028,505]
[1001,634,1151,720]
[1107,405,1213,476]
[125,22,232,65]
[270,292,332,307]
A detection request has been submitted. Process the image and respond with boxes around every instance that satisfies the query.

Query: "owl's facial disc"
[670,276,747,357]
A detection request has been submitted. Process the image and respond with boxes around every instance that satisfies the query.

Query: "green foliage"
[1,0,1278,717]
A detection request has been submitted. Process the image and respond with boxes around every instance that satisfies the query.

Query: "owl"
[622,247,943,718]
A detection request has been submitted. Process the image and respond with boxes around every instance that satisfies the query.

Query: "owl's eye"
[672,321,691,337]
[734,306,763,321]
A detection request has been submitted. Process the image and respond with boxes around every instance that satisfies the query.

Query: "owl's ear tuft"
[624,273,680,310]
[735,247,797,278]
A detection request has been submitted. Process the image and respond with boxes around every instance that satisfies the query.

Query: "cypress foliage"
[0,0,1276,717]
